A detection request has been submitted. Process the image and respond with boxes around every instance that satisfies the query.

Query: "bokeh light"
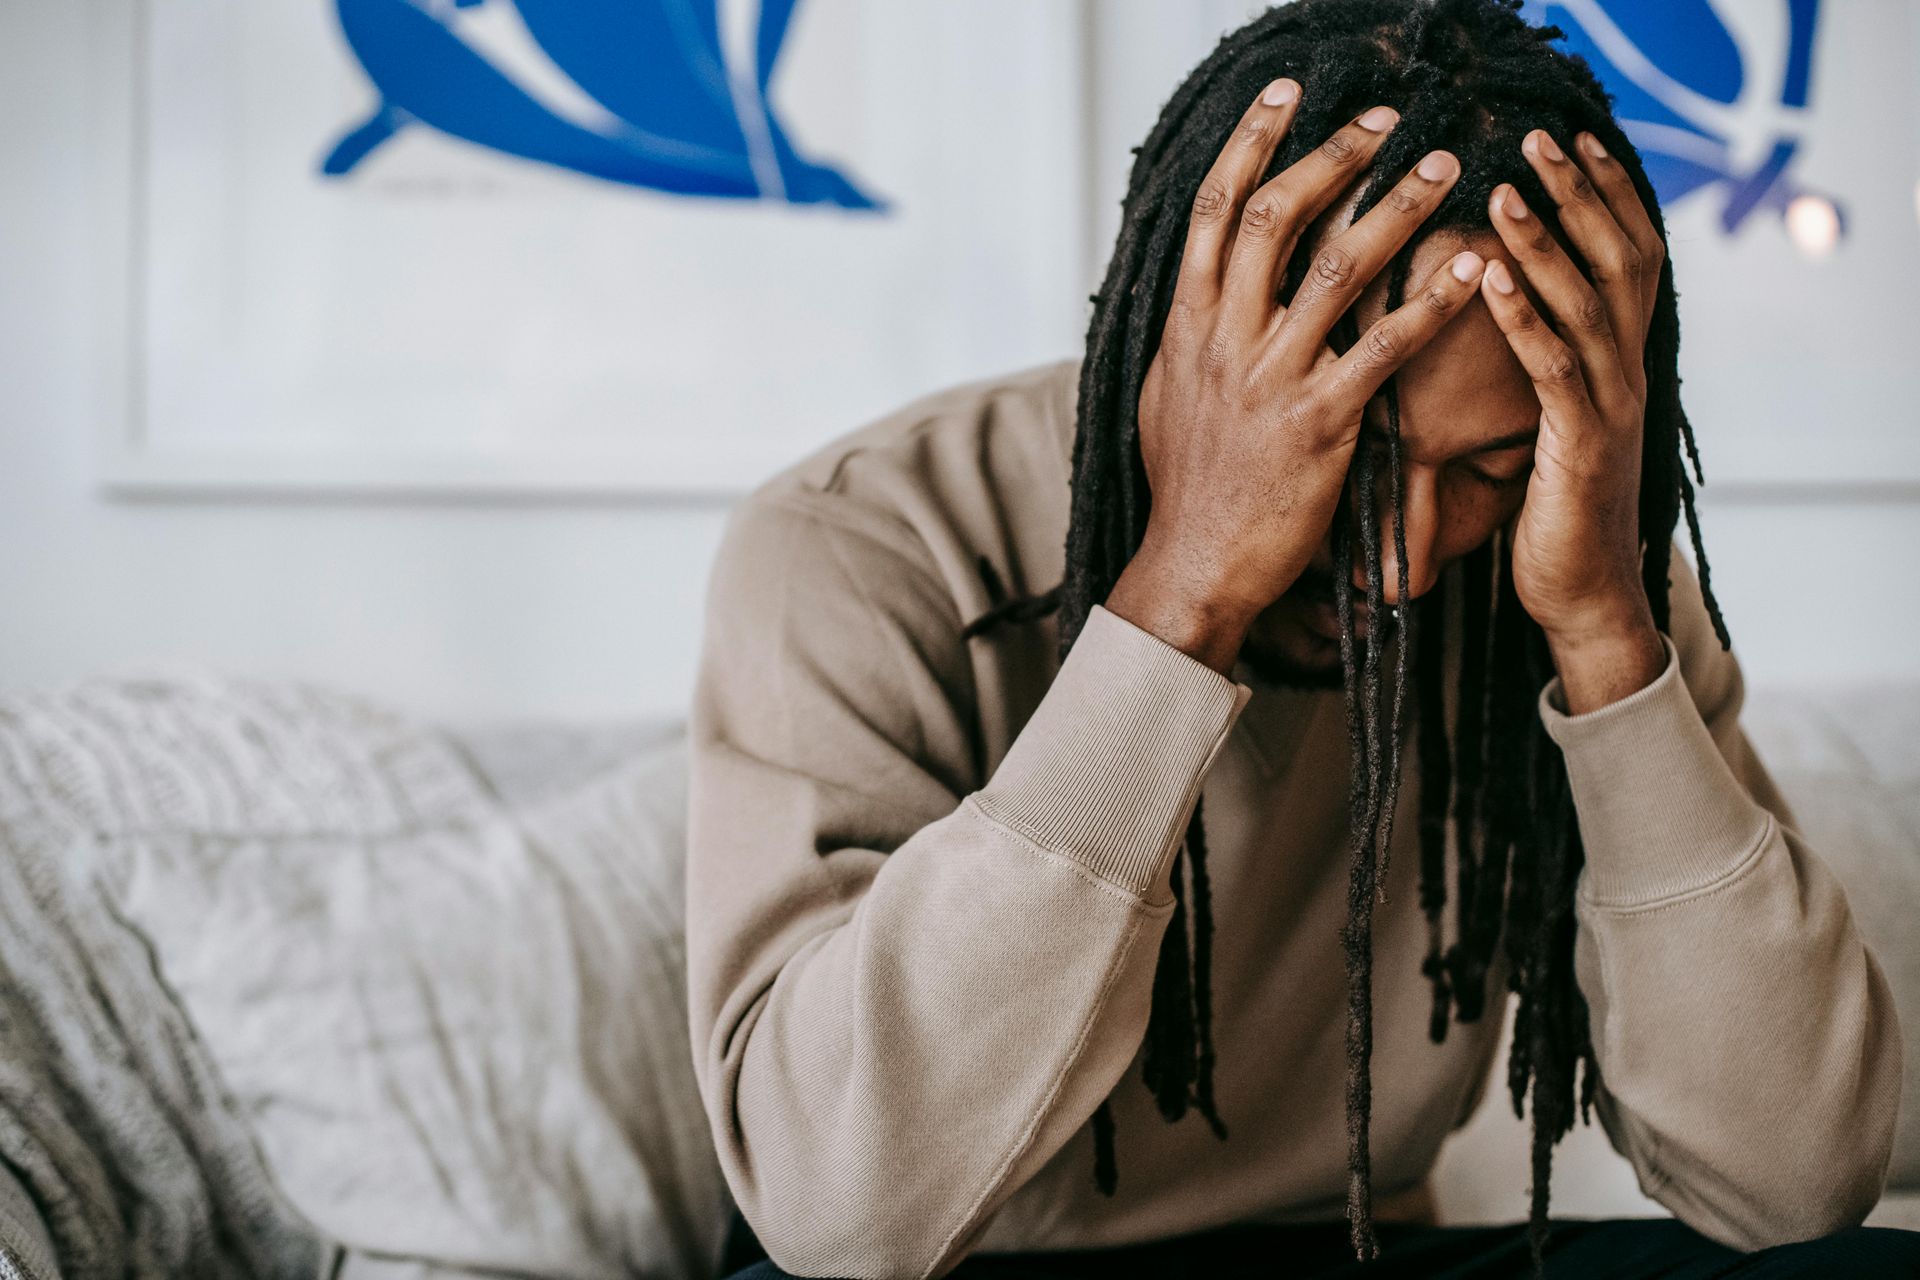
[1785,194,1841,259]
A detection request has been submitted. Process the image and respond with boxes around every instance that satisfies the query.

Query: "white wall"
[4,1,1918,725]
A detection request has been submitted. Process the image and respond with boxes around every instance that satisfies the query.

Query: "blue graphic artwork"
[1523,0,1839,236]
[320,0,881,208]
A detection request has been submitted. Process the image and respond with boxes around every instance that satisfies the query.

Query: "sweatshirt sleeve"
[684,493,1250,1279]
[1539,555,1903,1250]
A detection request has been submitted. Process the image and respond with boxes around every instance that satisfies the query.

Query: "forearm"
[710,794,1172,1278]
[1575,833,1900,1248]
[691,605,1250,1276]
[1543,644,1902,1247]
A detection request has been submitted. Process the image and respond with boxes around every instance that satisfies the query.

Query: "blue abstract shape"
[1585,0,1744,104]
[320,0,882,209]
[1779,0,1817,107]
[512,0,741,155]
[1544,16,1711,144]
[1522,0,1840,237]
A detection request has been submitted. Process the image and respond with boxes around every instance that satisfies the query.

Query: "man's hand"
[1104,80,1488,676]
[1481,129,1670,712]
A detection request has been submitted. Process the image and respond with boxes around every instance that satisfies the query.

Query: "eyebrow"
[1360,425,1539,454]
[1472,427,1539,454]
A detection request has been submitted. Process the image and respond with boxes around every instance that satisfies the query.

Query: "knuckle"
[1585,257,1620,284]
[1191,179,1232,223]
[1383,183,1422,214]
[1319,130,1359,165]
[1362,323,1405,366]
[1568,171,1597,202]
[1311,245,1357,290]
[1541,346,1580,384]
[1419,282,1455,316]
[1574,291,1608,333]
[1235,115,1273,150]
[1240,195,1282,239]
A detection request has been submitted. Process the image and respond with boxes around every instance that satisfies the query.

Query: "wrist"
[1104,541,1262,677]
[1544,604,1667,715]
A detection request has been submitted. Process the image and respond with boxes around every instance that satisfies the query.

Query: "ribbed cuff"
[973,604,1251,900]
[1539,634,1772,908]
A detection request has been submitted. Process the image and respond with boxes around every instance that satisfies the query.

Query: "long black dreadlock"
[964,0,1731,1267]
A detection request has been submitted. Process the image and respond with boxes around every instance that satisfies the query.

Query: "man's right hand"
[1103,81,1486,676]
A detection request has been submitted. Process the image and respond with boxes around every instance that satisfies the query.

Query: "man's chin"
[1236,635,1346,691]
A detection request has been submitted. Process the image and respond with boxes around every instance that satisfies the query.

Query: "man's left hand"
[1482,127,1671,713]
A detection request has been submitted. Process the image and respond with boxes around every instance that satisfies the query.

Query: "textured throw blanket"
[0,674,493,1279]
[0,672,729,1280]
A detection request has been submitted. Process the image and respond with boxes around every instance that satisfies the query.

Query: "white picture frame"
[89,0,1096,498]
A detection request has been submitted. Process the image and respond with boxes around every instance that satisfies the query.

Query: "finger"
[1215,104,1401,335]
[1478,258,1607,453]
[1271,148,1462,363]
[1521,129,1646,367]
[1487,182,1633,416]
[1318,249,1487,412]
[1171,78,1303,316]
[1573,130,1666,331]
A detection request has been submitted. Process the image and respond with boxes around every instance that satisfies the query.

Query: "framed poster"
[90,0,1094,496]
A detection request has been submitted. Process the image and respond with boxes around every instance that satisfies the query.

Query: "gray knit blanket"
[0,674,494,1280]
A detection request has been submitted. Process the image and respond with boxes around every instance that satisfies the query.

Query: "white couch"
[0,673,1912,1280]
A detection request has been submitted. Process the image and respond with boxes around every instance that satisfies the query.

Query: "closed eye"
[1356,427,1534,491]
[1467,461,1532,490]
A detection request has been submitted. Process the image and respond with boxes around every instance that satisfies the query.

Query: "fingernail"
[1451,251,1484,282]
[1486,260,1516,294]
[1501,186,1530,219]
[1358,106,1399,131]
[1529,130,1565,162]
[1417,150,1456,181]
[1579,132,1608,159]
[1262,78,1299,107]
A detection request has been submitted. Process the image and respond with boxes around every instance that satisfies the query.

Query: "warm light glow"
[1785,195,1840,259]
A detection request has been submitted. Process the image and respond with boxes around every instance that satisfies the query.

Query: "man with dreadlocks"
[686,2,1915,1277]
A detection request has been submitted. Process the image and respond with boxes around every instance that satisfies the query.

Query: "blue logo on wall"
[1523,0,1840,238]
[320,0,882,208]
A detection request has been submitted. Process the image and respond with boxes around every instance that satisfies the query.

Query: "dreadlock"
[962,0,1730,1268]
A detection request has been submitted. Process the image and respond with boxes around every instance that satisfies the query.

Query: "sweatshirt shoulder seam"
[747,488,944,581]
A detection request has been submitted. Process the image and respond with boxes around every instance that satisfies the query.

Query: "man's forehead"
[1283,174,1543,458]
[1381,286,1541,459]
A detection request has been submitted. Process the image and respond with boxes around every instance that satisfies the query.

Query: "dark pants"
[716,1209,1920,1278]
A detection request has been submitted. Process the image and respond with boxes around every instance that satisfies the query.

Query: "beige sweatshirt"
[685,359,1901,1280]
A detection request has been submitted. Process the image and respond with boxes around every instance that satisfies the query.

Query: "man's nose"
[1350,471,1441,606]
